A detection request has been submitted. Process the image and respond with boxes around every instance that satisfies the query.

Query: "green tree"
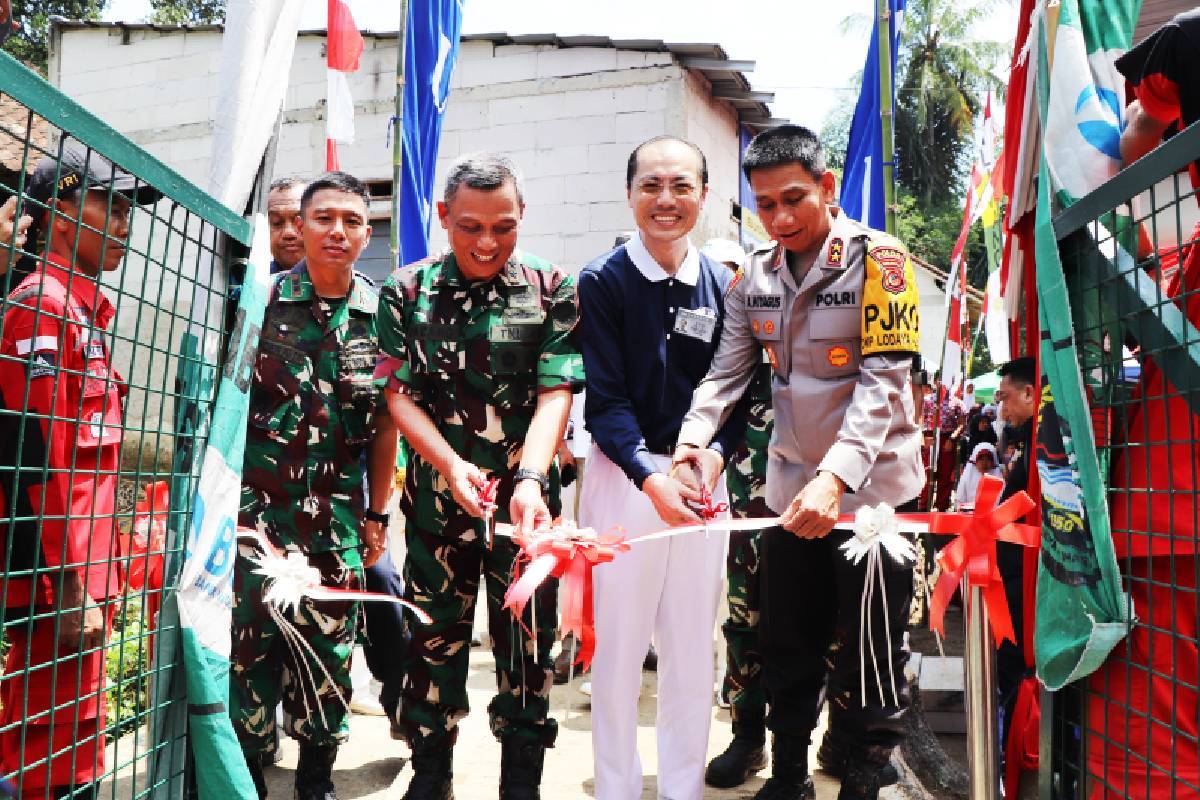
[149,0,225,25]
[4,0,107,72]
[893,0,1007,207]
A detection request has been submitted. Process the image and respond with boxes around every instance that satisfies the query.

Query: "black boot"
[751,734,816,800]
[705,709,768,788]
[498,737,546,799]
[836,745,894,800]
[52,787,96,800]
[816,726,899,786]
[403,740,454,800]
[294,743,338,800]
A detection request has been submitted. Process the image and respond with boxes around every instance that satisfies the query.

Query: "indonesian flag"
[326,0,364,170]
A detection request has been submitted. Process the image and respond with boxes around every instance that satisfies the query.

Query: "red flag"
[326,0,364,170]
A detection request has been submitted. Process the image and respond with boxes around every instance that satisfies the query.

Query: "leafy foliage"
[106,596,153,740]
[4,1,107,72]
[149,0,225,25]
[893,0,1007,207]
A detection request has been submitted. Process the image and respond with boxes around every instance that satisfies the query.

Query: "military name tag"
[503,305,544,323]
[412,323,463,341]
[506,284,540,307]
[673,307,717,342]
[489,323,541,343]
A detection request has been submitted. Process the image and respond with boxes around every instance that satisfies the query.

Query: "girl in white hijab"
[955,442,1003,509]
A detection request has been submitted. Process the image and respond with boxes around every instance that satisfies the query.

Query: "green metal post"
[876,0,896,236]
[390,0,410,267]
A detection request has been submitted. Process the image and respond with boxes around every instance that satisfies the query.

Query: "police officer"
[376,152,584,800]
[0,142,159,800]
[232,171,397,800]
[675,125,924,800]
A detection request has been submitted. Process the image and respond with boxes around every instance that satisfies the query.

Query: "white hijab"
[956,443,1003,508]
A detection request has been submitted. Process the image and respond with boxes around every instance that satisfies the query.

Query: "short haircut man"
[579,135,750,800]
[675,123,923,799]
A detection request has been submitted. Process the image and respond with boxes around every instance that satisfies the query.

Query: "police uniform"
[232,263,382,761]
[374,249,584,756]
[0,252,124,795]
[678,209,924,790]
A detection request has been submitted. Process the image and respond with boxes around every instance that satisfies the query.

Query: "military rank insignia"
[828,237,844,266]
[861,239,920,356]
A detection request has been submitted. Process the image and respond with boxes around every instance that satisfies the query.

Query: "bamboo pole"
[876,0,896,236]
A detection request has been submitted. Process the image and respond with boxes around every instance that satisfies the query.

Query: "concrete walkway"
[263,646,919,800]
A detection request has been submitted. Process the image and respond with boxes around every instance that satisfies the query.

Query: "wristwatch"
[513,468,550,494]
[364,508,390,525]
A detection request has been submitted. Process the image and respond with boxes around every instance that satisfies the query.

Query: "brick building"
[48,22,779,281]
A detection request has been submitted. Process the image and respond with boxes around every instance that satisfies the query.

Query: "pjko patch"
[862,239,920,356]
[828,238,844,266]
[827,345,850,368]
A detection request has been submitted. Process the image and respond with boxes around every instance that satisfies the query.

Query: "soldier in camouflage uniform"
[376,153,584,800]
[233,172,397,800]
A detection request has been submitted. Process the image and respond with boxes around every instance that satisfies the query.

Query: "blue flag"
[840,0,905,230]
[399,0,464,266]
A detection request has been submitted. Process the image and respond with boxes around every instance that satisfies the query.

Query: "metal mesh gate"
[0,51,249,799]
[1044,120,1200,799]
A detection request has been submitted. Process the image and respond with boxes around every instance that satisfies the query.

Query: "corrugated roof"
[51,20,780,127]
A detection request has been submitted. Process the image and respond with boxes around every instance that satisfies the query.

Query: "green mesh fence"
[1043,120,1200,799]
[0,51,250,800]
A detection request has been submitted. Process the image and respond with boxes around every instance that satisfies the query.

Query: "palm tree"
[894,0,1008,208]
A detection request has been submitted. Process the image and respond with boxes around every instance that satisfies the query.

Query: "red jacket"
[0,253,124,607]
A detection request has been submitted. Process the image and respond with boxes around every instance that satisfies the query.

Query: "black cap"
[28,141,161,206]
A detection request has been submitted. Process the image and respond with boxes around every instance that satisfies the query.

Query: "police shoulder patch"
[861,236,919,356]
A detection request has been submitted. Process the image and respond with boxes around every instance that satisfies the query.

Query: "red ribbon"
[928,474,1040,646]
[502,523,629,670]
[697,487,728,521]
[478,477,500,517]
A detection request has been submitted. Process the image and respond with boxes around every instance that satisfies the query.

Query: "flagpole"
[390,0,410,267]
[876,0,896,235]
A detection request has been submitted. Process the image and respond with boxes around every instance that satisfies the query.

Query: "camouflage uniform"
[721,359,773,715]
[375,250,585,750]
[232,263,381,753]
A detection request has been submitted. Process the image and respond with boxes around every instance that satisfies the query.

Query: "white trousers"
[582,450,728,800]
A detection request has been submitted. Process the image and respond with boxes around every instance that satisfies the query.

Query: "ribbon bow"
[501,521,630,670]
[838,504,918,707]
[478,476,500,516]
[697,486,728,521]
[928,475,1040,646]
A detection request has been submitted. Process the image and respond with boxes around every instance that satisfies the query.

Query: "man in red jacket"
[1083,13,1200,798]
[0,142,157,799]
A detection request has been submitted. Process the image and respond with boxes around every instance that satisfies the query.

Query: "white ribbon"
[838,504,917,708]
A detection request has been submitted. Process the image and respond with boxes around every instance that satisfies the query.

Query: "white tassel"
[839,504,915,708]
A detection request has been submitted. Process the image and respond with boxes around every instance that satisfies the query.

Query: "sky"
[101,0,1018,132]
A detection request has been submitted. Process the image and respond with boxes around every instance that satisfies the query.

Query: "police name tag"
[673,307,717,342]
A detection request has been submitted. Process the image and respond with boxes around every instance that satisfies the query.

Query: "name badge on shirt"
[673,307,717,342]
